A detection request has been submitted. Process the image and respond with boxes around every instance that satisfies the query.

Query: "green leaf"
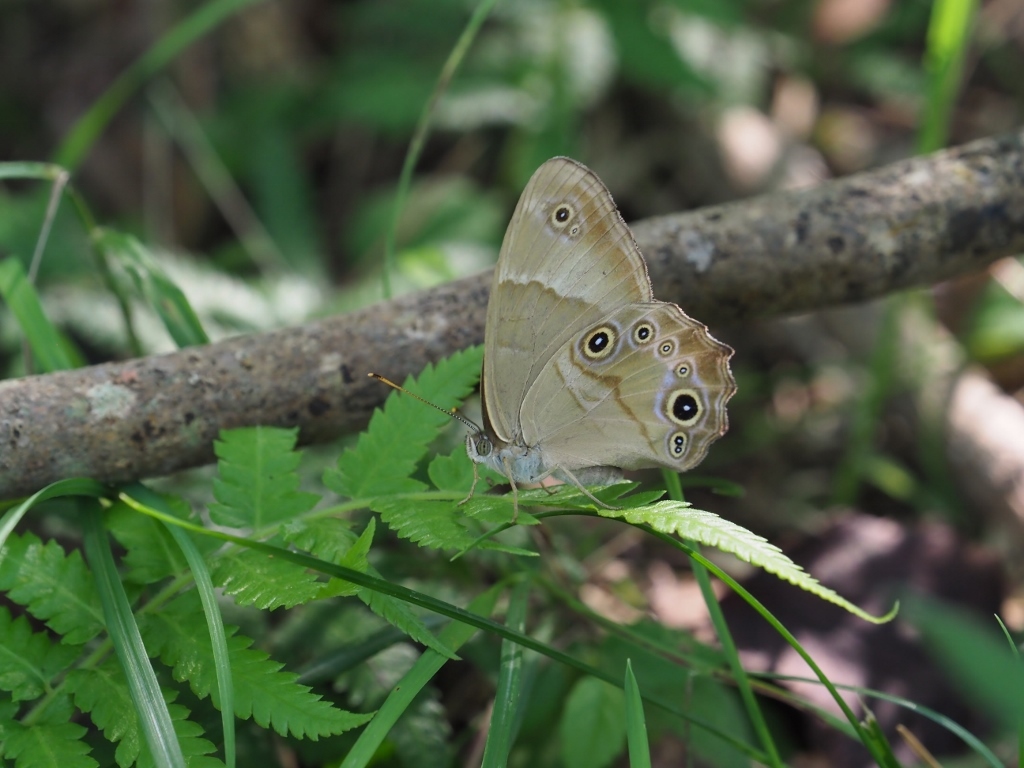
[211,548,323,610]
[0,257,75,372]
[427,447,504,494]
[360,574,456,660]
[906,597,1024,731]
[136,700,224,768]
[623,660,651,768]
[66,663,139,766]
[106,497,212,585]
[141,593,371,739]
[480,580,529,768]
[94,229,210,348]
[209,427,319,530]
[371,497,481,552]
[0,531,104,644]
[68,663,224,768]
[281,517,362,599]
[599,502,898,624]
[84,504,186,768]
[559,677,625,768]
[1,720,98,768]
[281,517,359,566]
[0,607,80,701]
[426,450,476,493]
[325,346,483,498]
[340,584,502,768]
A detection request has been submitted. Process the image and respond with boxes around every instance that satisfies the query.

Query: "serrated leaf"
[0,607,80,701]
[600,502,898,624]
[371,497,479,552]
[428,447,506,494]
[359,574,456,660]
[426,450,474,493]
[0,532,104,644]
[211,548,323,610]
[281,517,363,599]
[209,427,319,529]
[106,497,213,585]
[136,701,223,768]
[66,663,138,765]
[141,593,371,740]
[560,677,626,768]
[1,720,98,768]
[326,346,483,498]
[281,518,359,565]
[68,662,224,768]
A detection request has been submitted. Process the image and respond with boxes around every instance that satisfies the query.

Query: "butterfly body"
[468,158,735,499]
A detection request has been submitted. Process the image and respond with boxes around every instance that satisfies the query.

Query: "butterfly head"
[466,431,493,461]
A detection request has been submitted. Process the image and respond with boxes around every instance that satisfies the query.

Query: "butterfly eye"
[474,435,492,457]
[668,431,687,458]
[658,340,675,356]
[666,388,701,425]
[581,325,617,360]
[632,323,654,344]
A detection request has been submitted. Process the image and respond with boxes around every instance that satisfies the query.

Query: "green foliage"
[0,257,76,372]
[0,531,104,644]
[325,346,483,498]
[140,594,371,740]
[1,719,98,768]
[0,608,79,701]
[67,663,223,768]
[559,677,625,768]
[210,427,319,529]
[1,0,1016,763]
[600,502,896,624]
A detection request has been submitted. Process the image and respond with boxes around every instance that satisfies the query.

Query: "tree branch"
[2,130,1023,498]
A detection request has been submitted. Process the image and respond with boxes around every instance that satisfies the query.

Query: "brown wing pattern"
[482,158,653,443]
[520,302,736,472]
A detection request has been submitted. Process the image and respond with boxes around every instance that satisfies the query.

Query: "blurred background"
[3,0,1024,766]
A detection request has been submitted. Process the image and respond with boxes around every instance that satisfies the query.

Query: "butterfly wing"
[483,158,653,443]
[520,302,736,473]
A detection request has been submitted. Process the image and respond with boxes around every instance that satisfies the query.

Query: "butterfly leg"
[502,455,520,523]
[457,462,481,507]
[556,466,620,510]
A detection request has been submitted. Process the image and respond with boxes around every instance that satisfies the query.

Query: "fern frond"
[135,700,224,768]
[281,517,359,567]
[325,346,483,499]
[0,607,80,701]
[1,719,97,768]
[283,519,455,656]
[359,572,456,660]
[211,548,323,610]
[66,663,136,765]
[141,593,372,739]
[209,427,319,529]
[371,497,482,552]
[601,502,897,623]
[106,497,215,585]
[0,531,104,644]
[426,447,504,494]
[281,516,363,599]
[68,660,224,768]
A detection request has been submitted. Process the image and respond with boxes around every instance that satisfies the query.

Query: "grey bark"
[2,129,1024,499]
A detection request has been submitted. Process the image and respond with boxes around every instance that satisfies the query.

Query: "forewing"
[482,157,653,442]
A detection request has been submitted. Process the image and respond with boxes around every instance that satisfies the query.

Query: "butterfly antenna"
[368,372,482,433]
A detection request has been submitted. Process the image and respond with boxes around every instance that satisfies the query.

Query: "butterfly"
[465,157,736,513]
